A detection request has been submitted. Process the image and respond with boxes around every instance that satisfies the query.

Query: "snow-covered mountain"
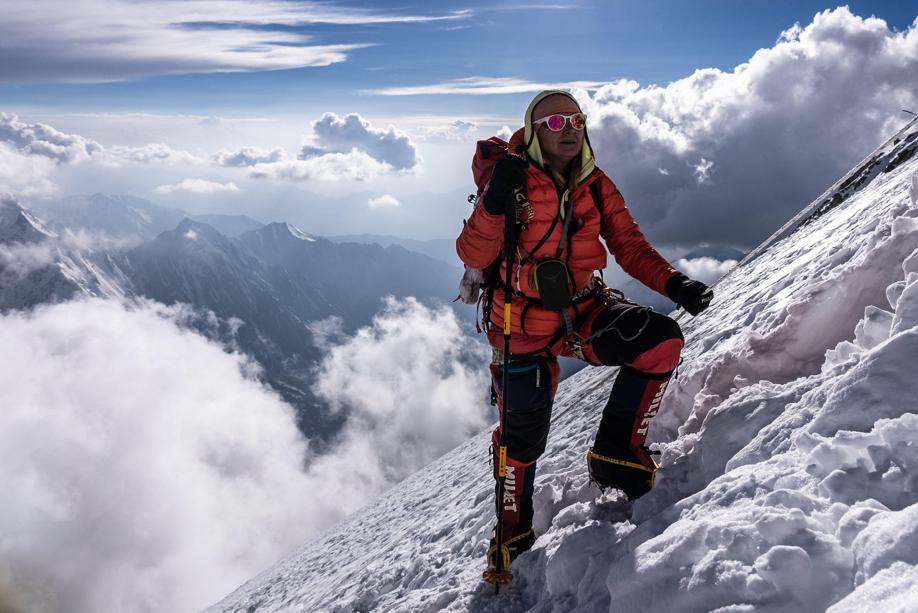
[207,119,918,613]
[0,195,130,309]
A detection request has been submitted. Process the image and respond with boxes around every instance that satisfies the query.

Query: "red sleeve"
[456,197,504,269]
[598,175,680,296]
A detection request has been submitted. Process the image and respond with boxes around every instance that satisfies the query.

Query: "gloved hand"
[665,273,713,316]
[457,266,488,304]
[483,155,528,215]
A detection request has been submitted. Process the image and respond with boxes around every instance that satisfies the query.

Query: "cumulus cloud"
[0,142,58,197]
[573,7,918,251]
[674,256,737,285]
[497,125,514,141]
[0,2,470,83]
[0,112,102,163]
[250,149,394,182]
[154,178,241,194]
[300,112,420,171]
[368,194,400,209]
[214,146,287,167]
[308,297,490,505]
[0,298,316,613]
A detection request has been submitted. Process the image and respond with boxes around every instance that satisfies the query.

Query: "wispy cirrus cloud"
[0,1,470,83]
[369,76,606,96]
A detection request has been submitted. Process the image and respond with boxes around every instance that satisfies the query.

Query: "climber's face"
[532,95,584,169]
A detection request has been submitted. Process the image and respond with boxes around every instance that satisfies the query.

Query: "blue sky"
[1,1,917,266]
[2,1,916,117]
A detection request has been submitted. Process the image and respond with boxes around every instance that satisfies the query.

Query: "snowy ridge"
[208,126,918,612]
[730,116,918,277]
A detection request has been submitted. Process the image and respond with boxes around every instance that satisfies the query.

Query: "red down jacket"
[456,127,680,345]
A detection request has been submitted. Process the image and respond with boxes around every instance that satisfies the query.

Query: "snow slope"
[208,119,918,613]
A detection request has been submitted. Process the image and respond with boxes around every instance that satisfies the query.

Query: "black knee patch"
[495,362,553,463]
[590,307,683,367]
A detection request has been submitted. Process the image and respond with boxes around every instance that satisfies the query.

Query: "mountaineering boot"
[487,440,537,569]
[588,365,670,499]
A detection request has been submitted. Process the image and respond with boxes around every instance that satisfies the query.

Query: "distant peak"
[285,222,316,242]
[259,221,317,242]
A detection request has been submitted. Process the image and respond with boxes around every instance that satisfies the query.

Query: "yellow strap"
[504,302,511,335]
[503,528,534,546]
[586,449,655,474]
[498,446,507,478]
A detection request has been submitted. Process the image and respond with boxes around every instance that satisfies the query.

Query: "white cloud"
[214,146,287,167]
[250,149,394,182]
[308,297,490,510]
[368,194,400,209]
[301,112,420,170]
[0,298,316,613]
[104,143,203,165]
[574,7,918,250]
[369,76,606,96]
[0,112,102,163]
[694,157,714,184]
[0,241,56,275]
[674,256,737,284]
[0,142,59,197]
[420,119,478,141]
[154,178,241,194]
[0,2,470,83]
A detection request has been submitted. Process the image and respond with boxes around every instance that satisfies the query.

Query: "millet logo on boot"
[503,465,518,512]
[636,381,669,435]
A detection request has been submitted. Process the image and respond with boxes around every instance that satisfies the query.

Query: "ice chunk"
[890,272,918,335]
[853,305,894,350]
[886,279,906,310]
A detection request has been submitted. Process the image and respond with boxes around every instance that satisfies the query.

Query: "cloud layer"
[0,299,315,613]
[0,142,58,197]
[309,297,490,503]
[0,296,490,613]
[573,7,918,251]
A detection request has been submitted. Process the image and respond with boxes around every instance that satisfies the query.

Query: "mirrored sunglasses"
[533,112,586,132]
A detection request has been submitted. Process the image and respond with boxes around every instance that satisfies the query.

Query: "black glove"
[483,155,528,215]
[665,273,713,316]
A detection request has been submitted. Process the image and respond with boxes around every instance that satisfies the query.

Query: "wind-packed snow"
[208,120,918,613]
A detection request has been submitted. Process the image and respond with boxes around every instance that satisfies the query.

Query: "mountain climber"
[456,90,713,569]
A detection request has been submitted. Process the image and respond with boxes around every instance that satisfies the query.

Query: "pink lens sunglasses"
[533,112,586,132]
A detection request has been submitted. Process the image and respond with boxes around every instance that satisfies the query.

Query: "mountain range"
[0,194,462,439]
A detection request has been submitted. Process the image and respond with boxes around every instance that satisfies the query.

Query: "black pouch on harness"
[532,259,573,310]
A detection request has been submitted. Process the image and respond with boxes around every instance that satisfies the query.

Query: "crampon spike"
[483,539,513,591]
